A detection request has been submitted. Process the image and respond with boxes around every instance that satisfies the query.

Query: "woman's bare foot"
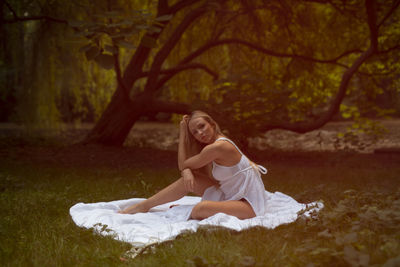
[118,202,149,214]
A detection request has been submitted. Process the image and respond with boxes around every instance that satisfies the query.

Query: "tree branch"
[119,0,180,99]
[378,44,400,54]
[366,0,378,50]
[145,7,364,104]
[4,0,17,18]
[144,5,207,93]
[152,63,218,91]
[114,55,129,93]
[139,63,218,80]
[178,38,362,67]
[377,0,400,28]
[157,0,169,13]
[2,14,68,24]
[257,0,380,134]
[260,47,376,133]
[169,0,202,14]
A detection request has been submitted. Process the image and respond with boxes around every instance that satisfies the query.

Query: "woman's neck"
[212,134,225,143]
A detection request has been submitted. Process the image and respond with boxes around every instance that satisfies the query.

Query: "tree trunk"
[82,29,163,145]
[82,83,191,145]
[83,88,143,146]
[82,2,204,146]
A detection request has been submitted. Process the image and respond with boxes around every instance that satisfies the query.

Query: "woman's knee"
[179,175,213,195]
[191,201,212,220]
[177,177,191,193]
[192,176,216,196]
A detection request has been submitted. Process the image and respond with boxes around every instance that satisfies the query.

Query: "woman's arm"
[177,115,197,192]
[181,168,195,192]
[178,115,189,171]
[181,143,221,171]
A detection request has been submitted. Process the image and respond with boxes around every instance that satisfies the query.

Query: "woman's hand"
[118,202,148,214]
[180,115,189,131]
[182,168,195,192]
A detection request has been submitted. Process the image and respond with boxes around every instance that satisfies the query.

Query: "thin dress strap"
[215,137,268,175]
[215,137,244,155]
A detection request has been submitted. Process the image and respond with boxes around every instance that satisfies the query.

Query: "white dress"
[202,137,268,216]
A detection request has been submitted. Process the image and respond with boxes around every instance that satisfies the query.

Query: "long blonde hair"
[184,110,223,178]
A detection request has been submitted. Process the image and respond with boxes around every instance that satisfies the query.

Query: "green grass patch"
[1,149,400,266]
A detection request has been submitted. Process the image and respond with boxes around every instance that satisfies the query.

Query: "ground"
[0,119,400,167]
[1,120,399,266]
[0,119,399,171]
[125,119,400,153]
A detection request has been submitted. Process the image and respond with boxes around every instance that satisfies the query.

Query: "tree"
[1,0,124,126]
[198,0,400,148]
[2,0,399,147]
[82,0,399,146]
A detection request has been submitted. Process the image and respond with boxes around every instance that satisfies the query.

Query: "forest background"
[1,0,400,150]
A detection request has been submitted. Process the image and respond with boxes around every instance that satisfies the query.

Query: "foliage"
[333,110,389,151]
[1,0,148,125]
[71,7,156,69]
[1,0,400,145]
[188,0,400,148]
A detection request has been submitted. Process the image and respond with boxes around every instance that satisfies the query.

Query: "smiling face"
[188,117,216,144]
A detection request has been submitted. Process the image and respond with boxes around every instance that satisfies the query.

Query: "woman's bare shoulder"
[211,139,238,153]
[211,139,242,164]
[199,140,227,153]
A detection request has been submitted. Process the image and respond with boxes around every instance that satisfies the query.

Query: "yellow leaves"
[242,112,252,119]
[340,104,360,119]
[337,132,345,138]
[376,63,386,70]
[220,82,233,87]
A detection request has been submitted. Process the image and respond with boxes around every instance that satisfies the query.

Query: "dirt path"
[1,119,400,153]
[125,119,400,153]
[1,120,399,172]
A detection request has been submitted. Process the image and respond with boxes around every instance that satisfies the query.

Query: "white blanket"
[70,191,323,247]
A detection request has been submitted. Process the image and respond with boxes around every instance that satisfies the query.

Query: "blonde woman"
[119,110,268,220]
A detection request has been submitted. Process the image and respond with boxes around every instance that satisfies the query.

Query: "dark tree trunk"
[82,26,164,145]
[82,1,204,146]
[82,83,191,145]
[0,1,23,121]
[82,88,144,146]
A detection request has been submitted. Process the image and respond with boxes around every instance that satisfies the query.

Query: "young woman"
[119,110,268,220]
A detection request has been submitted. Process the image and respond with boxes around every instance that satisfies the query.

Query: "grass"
[0,143,400,266]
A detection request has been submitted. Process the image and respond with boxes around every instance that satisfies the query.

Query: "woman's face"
[188,117,216,144]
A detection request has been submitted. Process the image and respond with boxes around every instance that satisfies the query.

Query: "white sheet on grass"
[70,191,323,247]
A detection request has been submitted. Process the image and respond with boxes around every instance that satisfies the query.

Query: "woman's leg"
[119,173,216,214]
[190,200,256,220]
